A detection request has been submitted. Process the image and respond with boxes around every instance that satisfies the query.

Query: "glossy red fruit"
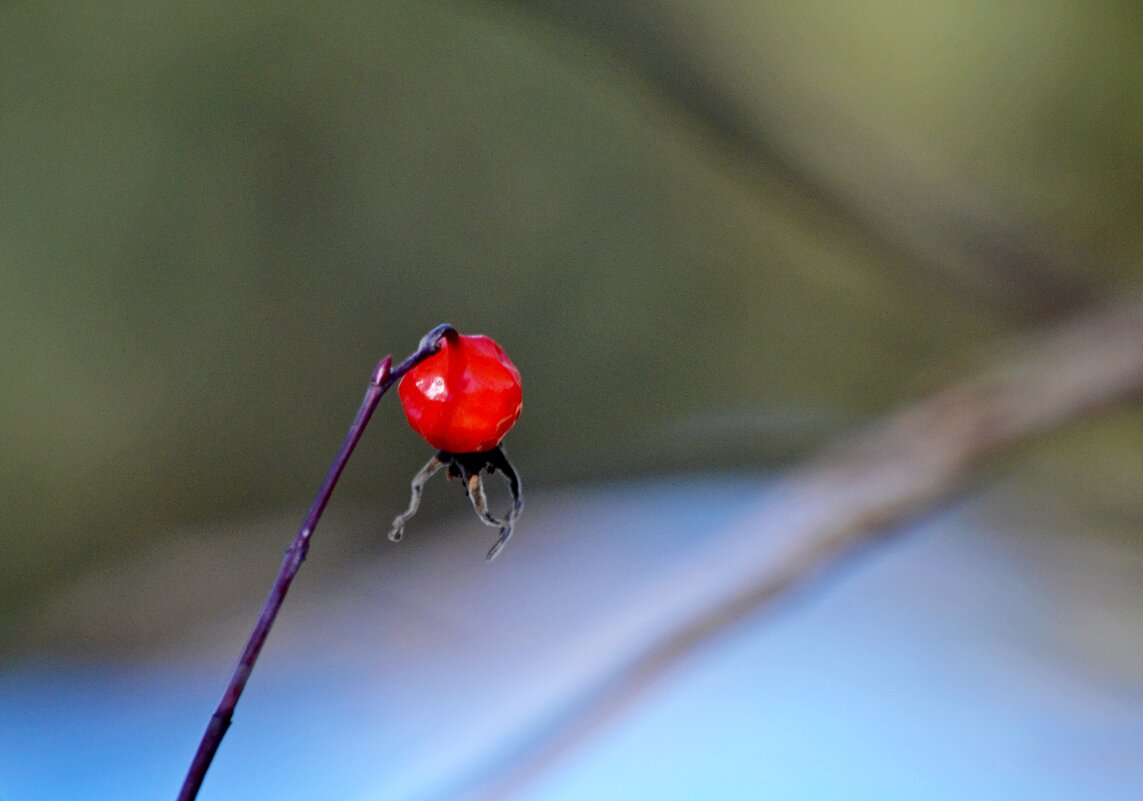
[398,334,522,454]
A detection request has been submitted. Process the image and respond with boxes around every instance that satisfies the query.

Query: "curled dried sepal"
[389,446,523,561]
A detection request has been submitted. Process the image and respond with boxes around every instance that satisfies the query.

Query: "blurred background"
[2,2,1142,799]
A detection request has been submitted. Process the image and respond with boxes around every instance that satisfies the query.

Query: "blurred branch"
[456,297,1143,801]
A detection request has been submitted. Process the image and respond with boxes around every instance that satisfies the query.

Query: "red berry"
[398,334,522,453]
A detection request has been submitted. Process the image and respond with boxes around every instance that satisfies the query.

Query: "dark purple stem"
[176,324,457,801]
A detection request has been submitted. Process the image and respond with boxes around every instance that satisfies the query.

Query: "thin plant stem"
[176,324,457,801]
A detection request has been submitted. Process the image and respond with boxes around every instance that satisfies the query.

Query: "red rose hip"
[390,331,524,561]
[398,334,522,453]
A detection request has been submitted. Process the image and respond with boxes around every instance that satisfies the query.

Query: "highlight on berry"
[389,330,523,561]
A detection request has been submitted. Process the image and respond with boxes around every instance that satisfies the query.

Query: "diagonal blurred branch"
[453,297,1143,801]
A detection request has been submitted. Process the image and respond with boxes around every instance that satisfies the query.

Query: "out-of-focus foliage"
[2,2,1141,639]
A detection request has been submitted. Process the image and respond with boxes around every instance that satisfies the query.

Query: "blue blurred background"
[2,2,1142,798]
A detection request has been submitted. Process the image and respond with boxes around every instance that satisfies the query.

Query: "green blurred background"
[3,1,1142,652]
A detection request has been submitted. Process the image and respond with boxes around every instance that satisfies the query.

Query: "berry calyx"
[398,333,522,454]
